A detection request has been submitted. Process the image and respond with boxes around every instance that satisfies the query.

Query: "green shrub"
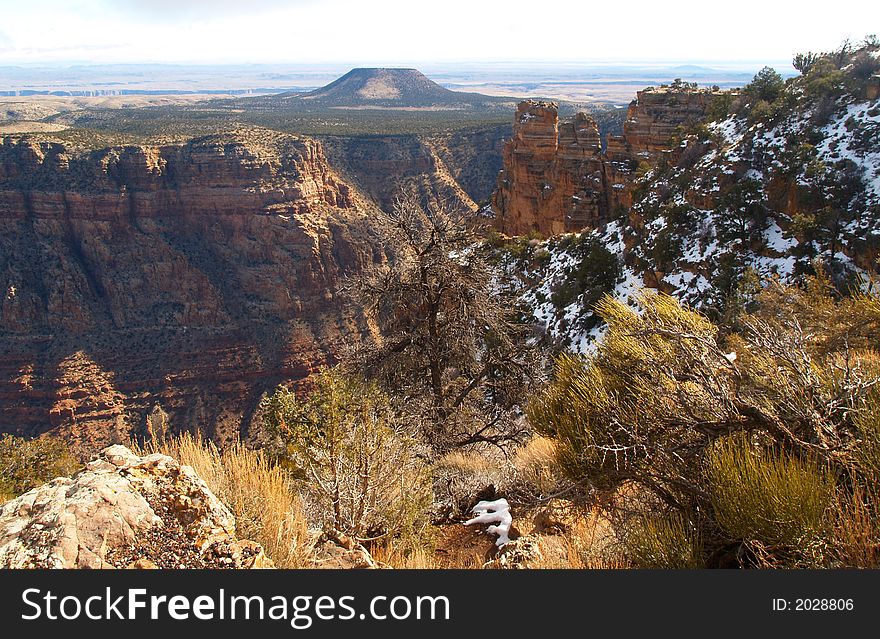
[483,228,507,250]
[706,436,834,550]
[669,78,699,92]
[530,277,880,567]
[851,49,880,80]
[526,229,545,242]
[625,513,703,569]
[505,236,533,261]
[650,228,682,268]
[707,93,735,122]
[262,369,432,542]
[0,434,82,503]
[550,236,620,311]
[803,59,847,101]
[745,67,785,103]
[747,99,776,125]
[528,293,721,489]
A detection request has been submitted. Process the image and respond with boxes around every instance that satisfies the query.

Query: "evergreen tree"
[746,66,785,102]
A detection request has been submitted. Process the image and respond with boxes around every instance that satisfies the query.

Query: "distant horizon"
[0,59,792,103]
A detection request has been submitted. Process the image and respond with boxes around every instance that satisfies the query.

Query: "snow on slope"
[495,81,879,354]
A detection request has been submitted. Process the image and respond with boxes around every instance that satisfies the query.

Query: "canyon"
[0,84,717,453]
[0,71,789,455]
[320,126,508,214]
[0,69,521,454]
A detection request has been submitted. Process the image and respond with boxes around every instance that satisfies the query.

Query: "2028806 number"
[795,599,854,611]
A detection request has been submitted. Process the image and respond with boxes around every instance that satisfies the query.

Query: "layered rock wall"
[613,88,715,157]
[0,133,388,450]
[491,102,607,236]
[321,134,478,214]
[492,88,719,236]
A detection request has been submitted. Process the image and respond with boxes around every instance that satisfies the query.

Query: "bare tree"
[793,51,820,75]
[344,193,538,451]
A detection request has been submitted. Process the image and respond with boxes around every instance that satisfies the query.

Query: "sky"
[0,0,877,66]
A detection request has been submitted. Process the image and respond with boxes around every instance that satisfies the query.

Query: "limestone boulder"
[0,444,272,569]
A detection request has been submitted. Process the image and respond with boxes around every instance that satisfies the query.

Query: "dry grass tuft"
[623,513,703,569]
[829,487,880,568]
[512,436,562,495]
[706,436,835,550]
[136,432,311,568]
[436,450,496,475]
[565,509,628,568]
[371,544,441,569]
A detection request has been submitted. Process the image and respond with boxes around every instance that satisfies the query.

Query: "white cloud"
[0,0,876,64]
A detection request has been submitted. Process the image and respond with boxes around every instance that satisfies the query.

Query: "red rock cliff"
[491,103,607,236]
[0,132,388,452]
[492,88,719,236]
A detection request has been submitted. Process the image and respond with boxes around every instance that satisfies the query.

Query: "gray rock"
[0,445,272,569]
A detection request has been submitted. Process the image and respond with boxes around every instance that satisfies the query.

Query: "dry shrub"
[262,369,433,543]
[138,433,311,568]
[371,543,440,569]
[566,508,629,568]
[518,536,580,569]
[854,396,880,486]
[829,487,880,568]
[828,399,880,566]
[372,523,500,569]
[530,276,880,567]
[437,450,496,476]
[433,446,508,518]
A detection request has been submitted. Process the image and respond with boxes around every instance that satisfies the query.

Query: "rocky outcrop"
[311,530,389,569]
[0,445,272,568]
[0,134,353,220]
[492,88,720,236]
[611,87,716,158]
[483,534,543,569]
[0,132,390,450]
[492,102,590,236]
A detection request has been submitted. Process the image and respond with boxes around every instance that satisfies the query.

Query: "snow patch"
[465,499,513,547]
[764,221,797,253]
